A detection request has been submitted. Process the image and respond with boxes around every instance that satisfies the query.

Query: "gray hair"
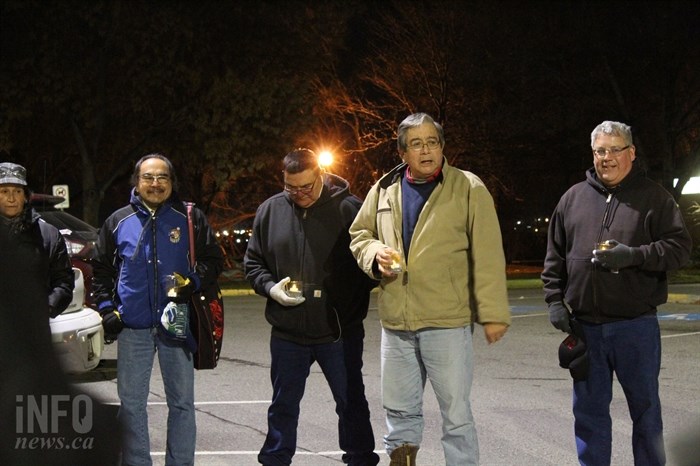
[590,121,633,147]
[397,113,445,152]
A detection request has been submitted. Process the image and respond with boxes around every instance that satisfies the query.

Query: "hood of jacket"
[585,162,644,195]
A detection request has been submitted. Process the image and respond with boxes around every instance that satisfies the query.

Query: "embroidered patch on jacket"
[169,227,181,243]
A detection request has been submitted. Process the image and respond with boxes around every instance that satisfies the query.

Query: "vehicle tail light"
[65,239,85,256]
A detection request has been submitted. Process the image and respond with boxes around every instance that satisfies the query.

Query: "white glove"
[269,277,306,307]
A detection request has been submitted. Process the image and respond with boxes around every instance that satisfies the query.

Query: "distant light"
[318,151,333,168]
[222,230,229,237]
[673,177,700,194]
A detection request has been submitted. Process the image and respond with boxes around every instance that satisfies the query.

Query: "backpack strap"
[185,202,196,268]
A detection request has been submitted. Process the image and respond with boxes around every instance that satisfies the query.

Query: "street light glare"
[674,177,700,194]
[318,151,333,168]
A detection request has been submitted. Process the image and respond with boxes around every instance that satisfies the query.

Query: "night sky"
[1,0,699,261]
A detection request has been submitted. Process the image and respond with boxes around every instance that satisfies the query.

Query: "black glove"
[100,307,124,338]
[172,281,195,304]
[548,301,572,334]
[592,240,641,270]
[49,305,62,319]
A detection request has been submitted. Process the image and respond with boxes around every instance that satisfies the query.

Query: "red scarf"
[405,165,442,184]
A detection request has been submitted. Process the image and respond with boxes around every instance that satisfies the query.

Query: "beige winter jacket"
[349,159,511,331]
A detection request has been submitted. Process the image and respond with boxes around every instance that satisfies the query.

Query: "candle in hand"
[286,280,303,298]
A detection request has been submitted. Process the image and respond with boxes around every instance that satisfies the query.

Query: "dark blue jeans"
[573,315,665,466]
[341,334,380,466]
[259,336,378,466]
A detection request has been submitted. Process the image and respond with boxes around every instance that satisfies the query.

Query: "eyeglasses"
[592,145,630,158]
[407,139,441,152]
[0,166,26,178]
[284,175,318,196]
[139,173,171,184]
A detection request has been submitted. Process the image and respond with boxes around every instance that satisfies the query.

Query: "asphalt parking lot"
[74,285,700,465]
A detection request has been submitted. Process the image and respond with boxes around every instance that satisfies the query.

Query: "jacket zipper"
[591,192,613,320]
[152,212,160,327]
[300,206,306,280]
[596,193,613,243]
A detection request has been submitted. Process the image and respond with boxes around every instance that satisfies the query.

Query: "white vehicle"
[32,193,104,373]
[50,267,104,374]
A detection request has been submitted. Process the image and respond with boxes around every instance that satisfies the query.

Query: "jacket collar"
[130,188,183,215]
[586,162,643,194]
[379,157,449,189]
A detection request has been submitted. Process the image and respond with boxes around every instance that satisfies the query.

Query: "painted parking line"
[510,305,545,315]
[104,400,269,406]
[510,307,700,322]
[662,331,700,339]
[658,313,700,321]
[151,450,384,458]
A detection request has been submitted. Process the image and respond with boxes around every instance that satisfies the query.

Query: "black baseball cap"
[559,333,589,381]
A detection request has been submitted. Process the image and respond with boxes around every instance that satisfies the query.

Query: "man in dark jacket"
[245,148,379,466]
[542,121,692,465]
[0,162,73,320]
[0,162,122,464]
[92,153,223,465]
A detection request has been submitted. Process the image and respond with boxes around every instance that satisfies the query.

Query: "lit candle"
[390,251,402,274]
[286,280,303,298]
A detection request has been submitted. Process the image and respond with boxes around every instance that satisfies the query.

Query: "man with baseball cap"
[0,161,83,464]
[0,161,74,319]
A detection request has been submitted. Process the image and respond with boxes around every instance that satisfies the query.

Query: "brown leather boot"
[389,444,419,466]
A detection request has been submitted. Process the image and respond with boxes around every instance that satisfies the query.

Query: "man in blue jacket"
[542,121,692,465]
[93,153,223,465]
[245,148,379,466]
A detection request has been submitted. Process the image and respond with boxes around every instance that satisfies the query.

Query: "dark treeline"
[2,0,698,262]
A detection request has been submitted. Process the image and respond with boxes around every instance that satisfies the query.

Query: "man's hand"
[375,247,401,278]
[592,240,640,270]
[483,323,508,344]
[269,277,306,307]
[172,281,195,304]
[49,305,62,319]
[548,301,571,333]
[100,306,124,338]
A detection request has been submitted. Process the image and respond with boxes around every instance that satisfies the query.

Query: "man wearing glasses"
[542,121,692,465]
[245,148,380,466]
[349,113,511,466]
[93,153,223,465]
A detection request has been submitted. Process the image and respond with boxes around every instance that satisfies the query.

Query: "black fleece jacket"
[244,173,376,344]
[542,164,692,323]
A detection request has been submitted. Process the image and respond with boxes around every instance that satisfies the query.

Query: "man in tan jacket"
[350,113,511,466]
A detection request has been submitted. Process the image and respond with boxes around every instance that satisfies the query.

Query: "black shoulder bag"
[186,202,224,369]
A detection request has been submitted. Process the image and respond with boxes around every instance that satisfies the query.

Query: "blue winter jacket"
[92,189,223,329]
